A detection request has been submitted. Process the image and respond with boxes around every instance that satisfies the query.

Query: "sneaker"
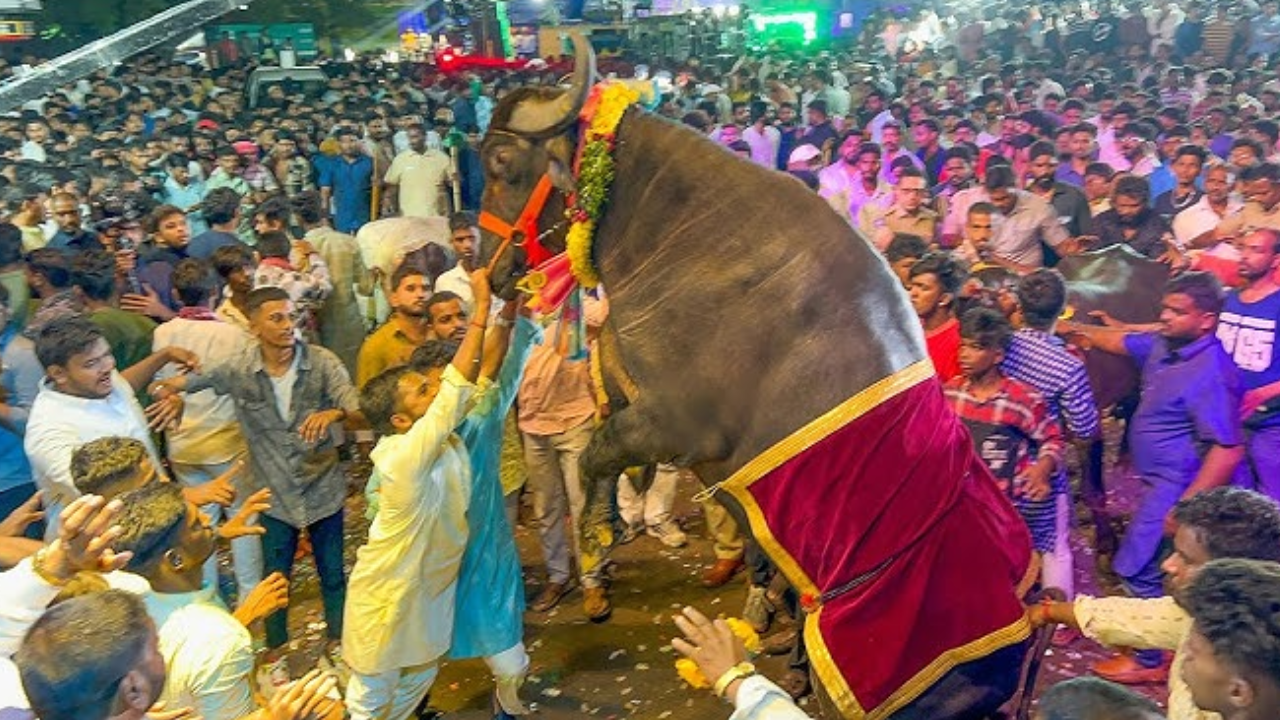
[743,585,774,634]
[646,520,687,548]
[256,654,291,700]
[317,644,352,690]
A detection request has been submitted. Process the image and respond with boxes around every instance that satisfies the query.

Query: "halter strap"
[480,173,557,274]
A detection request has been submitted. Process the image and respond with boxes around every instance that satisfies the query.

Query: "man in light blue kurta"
[449,313,541,717]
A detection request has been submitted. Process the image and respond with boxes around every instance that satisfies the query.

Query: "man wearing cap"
[701,84,731,126]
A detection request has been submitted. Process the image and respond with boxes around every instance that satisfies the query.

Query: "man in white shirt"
[152,259,259,597]
[434,212,502,318]
[941,165,1073,268]
[741,104,781,169]
[383,123,452,219]
[25,316,195,538]
[342,270,495,720]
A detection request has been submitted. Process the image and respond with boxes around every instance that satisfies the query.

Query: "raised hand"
[0,490,43,537]
[145,393,185,431]
[233,572,290,627]
[43,494,133,581]
[219,489,271,540]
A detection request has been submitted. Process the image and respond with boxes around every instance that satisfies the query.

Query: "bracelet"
[712,662,756,699]
[1034,596,1056,625]
[31,546,68,587]
[494,316,514,329]
[470,320,487,330]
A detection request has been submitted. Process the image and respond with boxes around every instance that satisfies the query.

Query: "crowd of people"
[0,0,1279,719]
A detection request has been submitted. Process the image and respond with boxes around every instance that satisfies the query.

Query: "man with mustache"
[1092,175,1174,260]
[1062,272,1246,684]
[25,315,196,538]
[1025,141,1093,262]
[357,263,433,388]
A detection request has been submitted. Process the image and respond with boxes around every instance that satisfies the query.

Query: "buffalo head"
[479,34,596,300]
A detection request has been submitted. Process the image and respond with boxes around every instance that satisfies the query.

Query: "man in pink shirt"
[519,296,610,622]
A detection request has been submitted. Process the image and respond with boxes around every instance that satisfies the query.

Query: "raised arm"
[478,299,518,382]
[121,346,200,393]
[450,268,493,383]
[1057,321,1133,357]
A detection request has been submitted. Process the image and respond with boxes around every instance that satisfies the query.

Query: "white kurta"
[343,365,477,675]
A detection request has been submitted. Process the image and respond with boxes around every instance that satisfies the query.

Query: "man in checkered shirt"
[999,269,1102,606]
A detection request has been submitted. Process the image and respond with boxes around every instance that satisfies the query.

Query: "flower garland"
[565,81,643,289]
[674,618,762,689]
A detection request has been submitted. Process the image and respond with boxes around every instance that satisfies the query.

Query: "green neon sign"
[750,11,818,44]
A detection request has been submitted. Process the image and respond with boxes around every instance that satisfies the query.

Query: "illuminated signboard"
[0,19,34,41]
[751,11,818,44]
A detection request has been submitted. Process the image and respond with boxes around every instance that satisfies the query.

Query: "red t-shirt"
[925,317,962,382]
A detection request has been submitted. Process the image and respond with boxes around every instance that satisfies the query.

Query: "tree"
[44,0,182,42]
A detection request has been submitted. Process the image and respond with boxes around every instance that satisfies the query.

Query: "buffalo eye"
[486,146,517,180]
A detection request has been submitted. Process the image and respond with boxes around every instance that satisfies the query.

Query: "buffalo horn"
[509,32,596,136]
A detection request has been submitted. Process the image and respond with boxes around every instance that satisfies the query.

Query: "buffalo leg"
[576,404,720,573]
[1076,437,1117,557]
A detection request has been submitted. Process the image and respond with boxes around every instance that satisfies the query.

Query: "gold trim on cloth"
[718,358,1030,719]
[805,607,1032,720]
[719,359,934,599]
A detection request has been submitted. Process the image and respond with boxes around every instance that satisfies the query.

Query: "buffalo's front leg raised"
[576,403,724,575]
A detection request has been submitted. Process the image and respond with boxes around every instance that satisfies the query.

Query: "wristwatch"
[713,662,757,699]
[495,316,514,329]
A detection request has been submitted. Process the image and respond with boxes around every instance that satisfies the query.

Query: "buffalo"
[479,36,1039,719]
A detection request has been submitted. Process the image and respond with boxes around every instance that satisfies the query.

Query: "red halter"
[479,174,557,274]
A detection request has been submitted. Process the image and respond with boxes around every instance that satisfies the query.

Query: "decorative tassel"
[519,253,578,314]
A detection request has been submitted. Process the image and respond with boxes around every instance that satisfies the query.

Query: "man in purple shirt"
[1217,229,1280,498]
[1065,271,1244,683]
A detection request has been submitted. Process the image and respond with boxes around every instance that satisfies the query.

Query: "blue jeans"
[261,510,347,650]
[1114,480,1178,669]
[1243,425,1280,501]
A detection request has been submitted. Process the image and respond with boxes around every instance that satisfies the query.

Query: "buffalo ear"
[547,156,577,193]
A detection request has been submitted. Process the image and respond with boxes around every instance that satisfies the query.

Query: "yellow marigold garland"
[673,618,762,689]
[566,81,642,289]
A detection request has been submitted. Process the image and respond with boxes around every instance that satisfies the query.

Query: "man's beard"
[1117,211,1148,228]
[1031,175,1054,190]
